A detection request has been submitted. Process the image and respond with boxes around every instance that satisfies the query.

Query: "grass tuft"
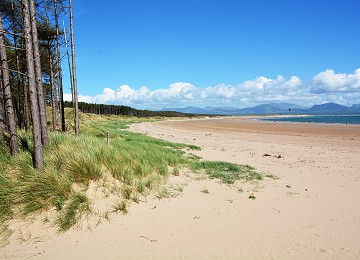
[56,193,90,232]
[248,194,256,200]
[201,187,210,194]
[113,200,129,214]
[192,161,263,185]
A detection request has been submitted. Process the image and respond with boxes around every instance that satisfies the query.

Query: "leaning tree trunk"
[0,12,19,156]
[29,0,49,146]
[22,0,44,170]
[69,0,79,135]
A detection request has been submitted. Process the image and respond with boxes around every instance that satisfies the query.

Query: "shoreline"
[254,114,360,125]
[167,116,360,140]
[206,114,360,125]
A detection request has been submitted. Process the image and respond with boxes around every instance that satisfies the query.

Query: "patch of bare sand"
[1,118,359,259]
[129,118,360,259]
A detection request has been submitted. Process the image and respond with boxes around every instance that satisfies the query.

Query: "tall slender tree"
[63,24,73,104]
[10,0,25,129]
[22,0,44,169]
[48,40,56,131]
[29,0,49,145]
[41,0,57,131]
[69,0,79,135]
[0,66,5,135]
[22,72,30,130]
[0,10,19,156]
[54,0,65,131]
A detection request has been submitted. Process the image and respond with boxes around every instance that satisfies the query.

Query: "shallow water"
[261,115,360,125]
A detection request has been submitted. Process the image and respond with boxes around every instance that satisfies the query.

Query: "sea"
[260,115,360,125]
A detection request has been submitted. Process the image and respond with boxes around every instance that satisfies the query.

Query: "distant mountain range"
[160,102,360,115]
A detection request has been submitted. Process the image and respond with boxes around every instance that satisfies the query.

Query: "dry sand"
[1,118,360,259]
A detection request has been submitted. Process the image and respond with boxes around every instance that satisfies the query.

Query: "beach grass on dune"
[0,109,267,234]
[56,193,91,231]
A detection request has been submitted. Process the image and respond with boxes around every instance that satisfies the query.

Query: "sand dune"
[1,118,359,259]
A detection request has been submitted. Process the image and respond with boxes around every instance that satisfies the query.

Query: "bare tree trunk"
[22,73,30,130]
[29,0,49,146]
[11,0,24,129]
[43,0,57,132]
[63,25,73,107]
[0,68,5,135]
[23,0,44,169]
[14,44,24,129]
[54,0,65,131]
[69,0,79,135]
[48,43,57,131]
[0,12,19,156]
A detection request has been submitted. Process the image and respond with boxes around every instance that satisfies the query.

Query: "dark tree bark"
[10,0,25,129]
[0,67,5,135]
[0,11,19,156]
[22,73,30,130]
[48,42,57,131]
[23,0,44,169]
[29,0,49,146]
[69,0,79,135]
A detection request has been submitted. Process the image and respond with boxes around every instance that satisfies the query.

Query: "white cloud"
[64,68,360,109]
[200,84,237,100]
[310,69,360,94]
[242,76,271,91]
[150,82,196,102]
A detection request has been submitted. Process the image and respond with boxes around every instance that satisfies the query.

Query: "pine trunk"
[0,68,5,135]
[54,0,65,132]
[69,0,79,135]
[11,0,24,129]
[0,12,19,156]
[22,73,31,130]
[48,43,57,131]
[29,0,49,146]
[23,0,44,169]
[14,46,24,129]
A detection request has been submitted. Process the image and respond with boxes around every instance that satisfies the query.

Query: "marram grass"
[0,109,269,235]
[56,193,91,232]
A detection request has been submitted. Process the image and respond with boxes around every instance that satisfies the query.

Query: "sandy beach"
[1,118,360,259]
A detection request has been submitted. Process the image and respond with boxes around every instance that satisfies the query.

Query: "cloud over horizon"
[64,68,360,110]
[310,69,360,94]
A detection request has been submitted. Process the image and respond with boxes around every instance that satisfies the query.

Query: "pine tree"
[69,0,79,135]
[0,65,5,135]
[0,10,19,155]
[54,0,65,131]
[23,0,44,169]
[40,1,57,131]
[29,0,49,145]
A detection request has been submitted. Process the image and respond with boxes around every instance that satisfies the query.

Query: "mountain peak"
[309,102,348,111]
[160,102,360,115]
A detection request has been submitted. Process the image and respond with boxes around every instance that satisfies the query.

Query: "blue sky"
[62,0,360,109]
